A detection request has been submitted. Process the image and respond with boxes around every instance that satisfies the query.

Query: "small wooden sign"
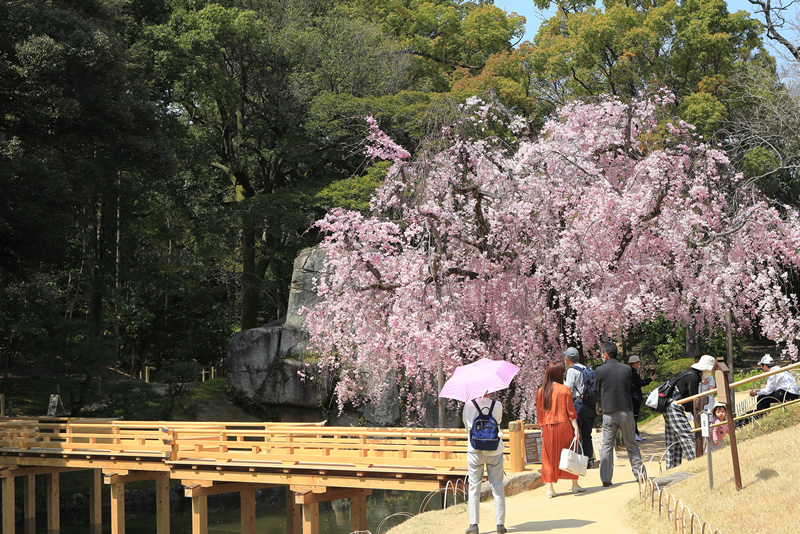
[524,431,542,464]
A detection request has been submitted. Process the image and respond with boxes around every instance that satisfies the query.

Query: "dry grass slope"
[629,404,800,534]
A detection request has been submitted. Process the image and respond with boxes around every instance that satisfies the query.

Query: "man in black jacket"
[663,354,716,469]
[595,341,644,486]
[628,355,656,442]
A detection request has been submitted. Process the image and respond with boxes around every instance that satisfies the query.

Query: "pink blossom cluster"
[307,96,800,421]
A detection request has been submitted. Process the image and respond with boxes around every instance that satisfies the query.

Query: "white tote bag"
[645,387,660,410]
[558,437,588,477]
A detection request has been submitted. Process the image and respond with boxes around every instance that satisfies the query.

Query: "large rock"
[279,247,326,358]
[227,326,322,409]
[227,248,328,409]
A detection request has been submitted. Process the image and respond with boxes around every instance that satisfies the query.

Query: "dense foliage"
[3,0,800,421]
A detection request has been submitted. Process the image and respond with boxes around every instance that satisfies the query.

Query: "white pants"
[467,450,505,526]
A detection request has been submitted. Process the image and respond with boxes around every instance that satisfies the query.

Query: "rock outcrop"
[227,248,326,411]
[228,247,455,427]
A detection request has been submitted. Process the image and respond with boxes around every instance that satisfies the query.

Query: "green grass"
[176,378,258,422]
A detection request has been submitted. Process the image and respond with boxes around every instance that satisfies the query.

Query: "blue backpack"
[579,365,597,404]
[469,400,501,451]
[573,364,596,414]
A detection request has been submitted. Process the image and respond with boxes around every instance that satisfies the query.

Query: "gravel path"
[388,417,670,534]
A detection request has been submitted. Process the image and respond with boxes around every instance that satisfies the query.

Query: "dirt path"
[388,417,669,534]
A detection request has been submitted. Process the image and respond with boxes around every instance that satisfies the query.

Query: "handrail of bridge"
[0,418,530,476]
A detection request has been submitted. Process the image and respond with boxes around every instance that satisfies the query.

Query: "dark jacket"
[631,371,653,402]
[595,357,634,413]
[672,368,702,413]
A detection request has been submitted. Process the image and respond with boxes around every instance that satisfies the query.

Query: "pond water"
[43,488,449,534]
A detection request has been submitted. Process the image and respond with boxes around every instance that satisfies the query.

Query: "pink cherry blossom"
[306,95,800,422]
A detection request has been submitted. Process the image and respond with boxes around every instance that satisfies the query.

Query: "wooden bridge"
[0,418,536,534]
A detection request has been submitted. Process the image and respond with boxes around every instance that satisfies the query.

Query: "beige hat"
[691,354,716,372]
[627,355,641,364]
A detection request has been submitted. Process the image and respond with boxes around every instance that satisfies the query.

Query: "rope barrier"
[638,469,723,534]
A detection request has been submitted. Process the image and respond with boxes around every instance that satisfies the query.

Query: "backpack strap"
[488,400,496,414]
[472,399,480,412]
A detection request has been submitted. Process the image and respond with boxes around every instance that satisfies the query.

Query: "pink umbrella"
[438,358,521,402]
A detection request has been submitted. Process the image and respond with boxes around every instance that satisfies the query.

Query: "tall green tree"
[142,1,441,329]
[0,0,171,413]
[517,0,767,135]
[346,0,525,91]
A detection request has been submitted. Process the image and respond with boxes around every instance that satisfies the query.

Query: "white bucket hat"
[691,355,716,372]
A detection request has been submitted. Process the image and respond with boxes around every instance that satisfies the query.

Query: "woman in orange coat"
[536,362,584,497]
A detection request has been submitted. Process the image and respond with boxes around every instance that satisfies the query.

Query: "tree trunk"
[88,198,104,339]
[114,173,121,368]
[685,321,699,361]
[240,223,260,330]
[437,368,446,428]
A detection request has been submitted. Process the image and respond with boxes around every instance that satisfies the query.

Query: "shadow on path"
[510,519,596,531]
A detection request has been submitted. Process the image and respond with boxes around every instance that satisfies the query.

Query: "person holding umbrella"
[462,393,507,534]
[536,362,584,497]
[440,358,518,534]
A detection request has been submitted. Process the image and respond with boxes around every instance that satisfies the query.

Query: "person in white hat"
[662,354,717,469]
[748,354,800,414]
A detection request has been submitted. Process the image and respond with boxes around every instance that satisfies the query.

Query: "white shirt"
[757,366,800,396]
[462,397,504,455]
[565,363,585,400]
[699,375,716,411]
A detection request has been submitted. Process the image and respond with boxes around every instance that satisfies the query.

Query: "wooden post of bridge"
[110,482,125,534]
[47,472,60,533]
[286,487,301,534]
[508,420,525,472]
[24,474,35,534]
[106,471,171,534]
[2,475,13,534]
[155,474,170,534]
[89,470,102,534]
[350,492,368,532]
[240,486,256,534]
[191,494,208,534]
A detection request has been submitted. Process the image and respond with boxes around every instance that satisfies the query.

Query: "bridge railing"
[0,419,170,457]
[0,419,529,475]
[164,425,521,473]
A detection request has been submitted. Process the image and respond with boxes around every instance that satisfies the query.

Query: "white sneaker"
[635,434,645,442]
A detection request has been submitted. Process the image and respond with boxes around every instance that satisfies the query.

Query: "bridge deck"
[0,418,534,491]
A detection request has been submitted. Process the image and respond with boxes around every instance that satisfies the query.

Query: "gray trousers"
[600,410,643,484]
[467,450,505,526]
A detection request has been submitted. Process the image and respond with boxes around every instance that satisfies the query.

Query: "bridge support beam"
[351,492,368,531]
[183,481,276,534]
[105,470,171,534]
[2,476,14,534]
[89,470,102,534]
[294,488,372,534]
[155,474,170,534]
[191,494,207,534]
[301,502,319,534]
[286,487,301,534]
[110,482,125,534]
[47,472,59,533]
[24,475,34,534]
[240,486,255,534]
